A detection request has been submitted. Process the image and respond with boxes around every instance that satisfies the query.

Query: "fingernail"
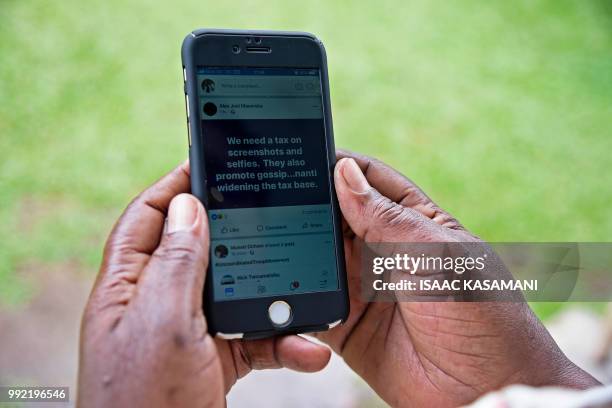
[167,194,199,233]
[341,158,370,193]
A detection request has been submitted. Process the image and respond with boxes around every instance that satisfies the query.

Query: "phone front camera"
[232,45,241,54]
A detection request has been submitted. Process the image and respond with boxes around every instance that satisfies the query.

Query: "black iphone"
[181,29,348,339]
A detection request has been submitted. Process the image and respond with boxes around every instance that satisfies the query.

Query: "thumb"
[137,193,209,318]
[334,158,439,243]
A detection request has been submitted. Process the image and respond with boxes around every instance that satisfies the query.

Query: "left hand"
[77,161,331,407]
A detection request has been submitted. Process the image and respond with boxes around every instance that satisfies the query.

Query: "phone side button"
[268,301,292,327]
[187,120,192,147]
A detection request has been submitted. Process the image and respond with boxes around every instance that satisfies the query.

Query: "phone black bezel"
[181,29,349,338]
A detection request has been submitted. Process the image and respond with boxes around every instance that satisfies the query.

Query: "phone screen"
[196,66,339,301]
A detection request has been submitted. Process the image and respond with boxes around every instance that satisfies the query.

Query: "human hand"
[77,161,330,407]
[316,151,599,407]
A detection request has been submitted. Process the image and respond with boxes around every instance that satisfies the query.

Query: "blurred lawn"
[1,1,611,318]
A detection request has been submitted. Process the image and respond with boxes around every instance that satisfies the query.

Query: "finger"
[337,149,437,218]
[336,149,469,230]
[221,335,331,390]
[273,335,331,372]
[136,194,209,319]
[237,335,330,372]
[334,158,448,242]
[84,161,193,325]
[98,160,192,282]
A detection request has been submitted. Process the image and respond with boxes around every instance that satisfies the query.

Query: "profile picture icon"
[220,274,235,285]
[201,78,215,93]
[214,244,229,259]
[203,102,217,117]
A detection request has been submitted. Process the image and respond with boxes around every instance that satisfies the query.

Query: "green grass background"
[1,0,611,317]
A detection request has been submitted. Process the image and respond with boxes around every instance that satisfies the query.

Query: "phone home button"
[268,301,292,327]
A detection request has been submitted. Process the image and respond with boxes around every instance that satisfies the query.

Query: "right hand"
[315,151,598,407]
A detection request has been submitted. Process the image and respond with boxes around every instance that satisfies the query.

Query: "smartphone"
[181,29,348,339]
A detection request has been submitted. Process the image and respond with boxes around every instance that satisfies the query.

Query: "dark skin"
[78,151,599,407]
[316,151,599,407]
[77,160,331,407]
